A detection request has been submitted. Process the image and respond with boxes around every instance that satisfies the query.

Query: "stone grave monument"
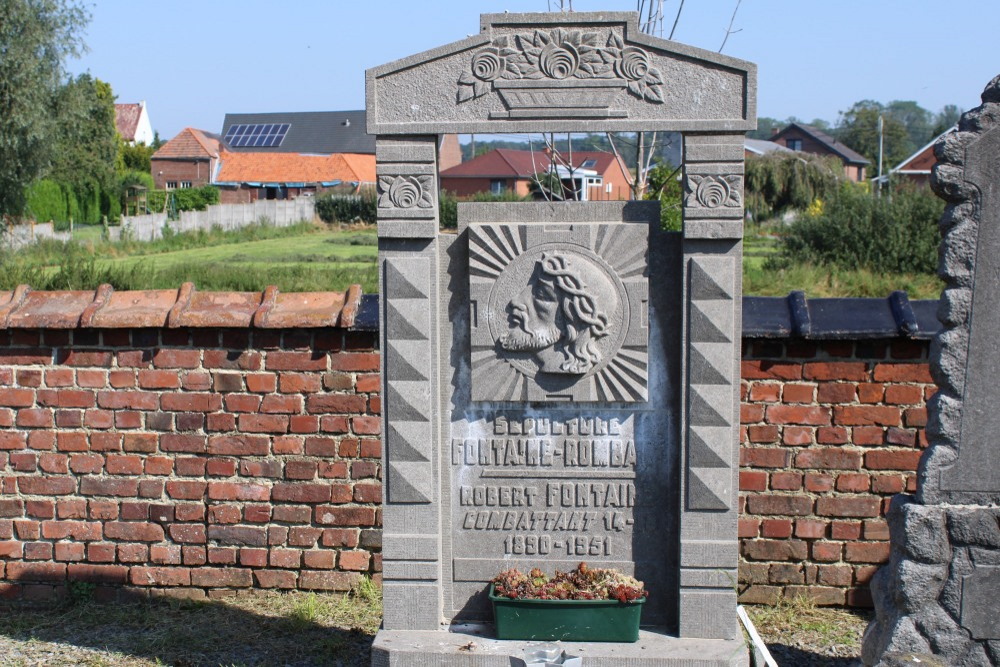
[862,76,1000,666]
[368,12,755,665]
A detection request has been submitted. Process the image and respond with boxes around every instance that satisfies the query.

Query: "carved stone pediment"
[367,12,756,135]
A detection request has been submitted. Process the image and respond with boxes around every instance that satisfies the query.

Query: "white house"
[115,101,154,146]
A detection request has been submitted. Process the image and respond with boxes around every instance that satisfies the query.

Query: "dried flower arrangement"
[491,562,648,603]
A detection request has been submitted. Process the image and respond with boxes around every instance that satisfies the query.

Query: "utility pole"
[877,114,884,198]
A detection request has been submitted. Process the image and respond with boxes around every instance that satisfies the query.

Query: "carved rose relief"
[377,174,435,209]
[457,30,664,104]
[685,174,743,209]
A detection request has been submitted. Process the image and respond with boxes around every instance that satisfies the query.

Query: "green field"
[100,230,379,292]
[0,221,942,298]
[3,222,379,293]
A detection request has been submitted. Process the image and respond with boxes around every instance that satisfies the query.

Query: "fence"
[116,198,317,242]
[3,222,72,251]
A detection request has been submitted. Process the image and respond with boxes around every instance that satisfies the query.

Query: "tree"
[118,142,157,174]
[0,0,89,219]
[747,117,783,140]
[48,75,120,222]
[885,100,933,154]
[932,104,962,137]
[835,100,911,170]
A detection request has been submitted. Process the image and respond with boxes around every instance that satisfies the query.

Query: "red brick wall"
[0,325,934,606]
[0,327,382,601]
[739,338,932,607]
[150,158,214,190]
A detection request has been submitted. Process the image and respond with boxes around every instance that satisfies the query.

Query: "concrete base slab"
[371,624,749,666]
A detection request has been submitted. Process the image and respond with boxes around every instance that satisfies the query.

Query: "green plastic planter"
[489,585,645,642]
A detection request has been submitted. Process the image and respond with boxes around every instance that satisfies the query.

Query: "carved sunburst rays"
[594,224,648,280]
[595,348,648,402]
[469,225,527,279]
[471,349,527,401]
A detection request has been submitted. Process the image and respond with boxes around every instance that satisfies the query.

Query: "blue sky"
[70,0,998,141]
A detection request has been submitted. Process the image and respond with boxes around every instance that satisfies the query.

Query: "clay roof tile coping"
[0,284,363,330]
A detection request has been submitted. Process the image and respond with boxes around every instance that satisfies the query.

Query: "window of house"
[581,159,597,169]
[490,179,505,195]
[165,181,177,190]
[787,139,802,151]
[180,181,192,189]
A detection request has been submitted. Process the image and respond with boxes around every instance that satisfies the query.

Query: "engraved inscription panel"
[449,410,670,621]
[469,223,648,402]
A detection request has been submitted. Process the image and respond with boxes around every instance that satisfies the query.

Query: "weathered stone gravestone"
[863,76,1000,666]
[368,12,755,665]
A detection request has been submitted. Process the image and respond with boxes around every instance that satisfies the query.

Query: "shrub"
[745,152,844,222]
[147,186,220,215]
[24,180,68,224]
[315,191,377,224]
[644,163,682,231]
[76,181,102,224]
[772,184,944,274]
[439,190,529,229]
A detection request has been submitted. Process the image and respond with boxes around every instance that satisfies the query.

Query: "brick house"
[440,148,632,200]
[889,125,956,187]
[770,123,870,182]
[150,128,222,191]
[114,101,154,146]
[214,152,376,204]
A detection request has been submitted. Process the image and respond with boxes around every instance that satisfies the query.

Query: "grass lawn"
[4,223,379,294]
[745,596,871,666]
[0,582,381,666]
[70,223,105,244]
[98,230,379,293]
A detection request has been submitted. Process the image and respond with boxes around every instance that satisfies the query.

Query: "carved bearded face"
[499,252,614,375]
[501,263,563,353]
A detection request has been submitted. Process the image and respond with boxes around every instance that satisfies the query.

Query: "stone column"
[862,76,1000,666]
[678,132,745,640]
[376,135,443,631]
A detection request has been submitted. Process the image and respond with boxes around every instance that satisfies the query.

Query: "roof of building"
[440,149,625,179]
[773,123,870,165]
[891,125,957,175]
[152,128,222,160]
[220,110,374,155]
[0,284,363,329]
[114,103,143,141]
[215,152,376,186]
[745,138,793,155]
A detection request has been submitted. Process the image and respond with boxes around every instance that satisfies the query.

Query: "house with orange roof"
[150,127,222,191]
[115,101,154,145]
[213,152,376,203]
[440,148,632,201]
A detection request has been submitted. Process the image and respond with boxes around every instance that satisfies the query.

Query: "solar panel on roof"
[224,123,290,148]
